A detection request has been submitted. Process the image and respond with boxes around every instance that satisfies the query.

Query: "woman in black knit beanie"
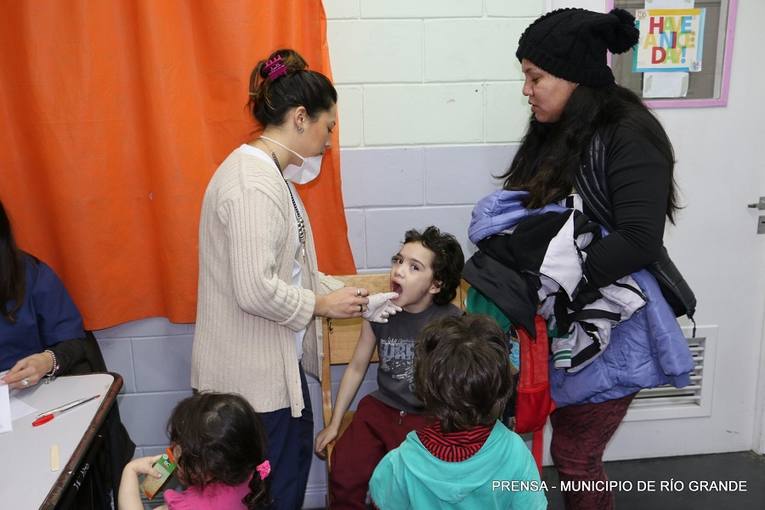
[496,8,695,510]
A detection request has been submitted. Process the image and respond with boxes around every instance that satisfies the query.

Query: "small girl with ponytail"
[119,392,271,510]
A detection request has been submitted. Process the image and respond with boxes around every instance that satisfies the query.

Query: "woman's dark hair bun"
[604,8,639,54]
[247,48,336,127]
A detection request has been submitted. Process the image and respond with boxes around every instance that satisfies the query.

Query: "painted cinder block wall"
[98,0,548,506]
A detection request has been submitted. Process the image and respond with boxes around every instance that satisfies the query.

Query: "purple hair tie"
[264,55,288,81]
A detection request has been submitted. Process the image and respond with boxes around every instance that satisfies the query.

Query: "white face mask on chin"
[260,136,323,185]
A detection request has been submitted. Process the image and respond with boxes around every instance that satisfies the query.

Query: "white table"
[0,373,122,509]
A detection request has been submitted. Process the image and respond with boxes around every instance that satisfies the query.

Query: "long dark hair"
[0,200,26,323]
[499,84,679,223]
[167,393,271,510]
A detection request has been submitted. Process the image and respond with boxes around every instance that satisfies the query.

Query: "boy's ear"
[429,280,442,295]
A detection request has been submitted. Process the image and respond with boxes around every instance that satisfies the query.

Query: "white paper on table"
[0,384,11,434]
[10,397,37,421]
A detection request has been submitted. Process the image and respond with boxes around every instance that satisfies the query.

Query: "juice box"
[141,447,177,500]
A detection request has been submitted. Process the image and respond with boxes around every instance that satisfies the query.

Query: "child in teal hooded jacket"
[369,314,547,509]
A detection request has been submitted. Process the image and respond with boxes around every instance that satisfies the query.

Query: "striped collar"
[417,420,492,462]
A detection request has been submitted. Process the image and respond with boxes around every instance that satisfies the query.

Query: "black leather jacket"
[576,130,696,320]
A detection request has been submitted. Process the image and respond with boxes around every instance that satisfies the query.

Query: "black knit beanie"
[516,8,639,87]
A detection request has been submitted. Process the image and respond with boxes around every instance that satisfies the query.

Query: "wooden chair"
[320,274,469,470]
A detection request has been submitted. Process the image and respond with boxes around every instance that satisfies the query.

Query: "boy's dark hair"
[403,226,464,305]
[168,392,271,509]
[415,314,512,432]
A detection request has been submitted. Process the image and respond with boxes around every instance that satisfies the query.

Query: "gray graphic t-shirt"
[370,302,462,413]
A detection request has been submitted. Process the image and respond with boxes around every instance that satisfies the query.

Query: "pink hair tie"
[264,55,288,81]
[256,460,271,480]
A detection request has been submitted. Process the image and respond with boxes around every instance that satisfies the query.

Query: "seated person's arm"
[2,336,87,389]
[48,336,88,375]
[315,320,377,456]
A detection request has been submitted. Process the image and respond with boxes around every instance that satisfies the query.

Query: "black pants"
[258,364,314,510]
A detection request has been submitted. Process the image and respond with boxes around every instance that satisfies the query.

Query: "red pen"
[32,394,101,427]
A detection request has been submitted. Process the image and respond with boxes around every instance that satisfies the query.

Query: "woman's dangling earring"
[297,125,304,134]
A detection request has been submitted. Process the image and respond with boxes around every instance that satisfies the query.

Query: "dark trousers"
[550,393,637,510]
[329,395,429,510]
[258,364,314,510]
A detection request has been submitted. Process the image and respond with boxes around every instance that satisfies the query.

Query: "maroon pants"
[550,393,637,510]
[329,395,428,510]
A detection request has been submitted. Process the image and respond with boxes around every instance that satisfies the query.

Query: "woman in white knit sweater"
[192,49,384,510]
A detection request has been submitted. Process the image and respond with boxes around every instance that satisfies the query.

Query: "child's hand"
[125,455,163,478]
[119,455,164,510]
[314,425,339,458]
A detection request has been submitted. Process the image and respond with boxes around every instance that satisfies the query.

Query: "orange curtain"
[0,0,355,329]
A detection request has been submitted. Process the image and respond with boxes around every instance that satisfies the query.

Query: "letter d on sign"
[652,47,666,64]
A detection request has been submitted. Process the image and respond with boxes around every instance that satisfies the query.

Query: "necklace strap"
[267,147,282,172]
[264,145,306,246]
[284,180,306,246]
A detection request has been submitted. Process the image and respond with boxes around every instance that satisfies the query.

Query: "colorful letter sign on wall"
[633,8,706,72]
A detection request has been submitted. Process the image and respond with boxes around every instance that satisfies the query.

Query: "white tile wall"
[364,84,484,145]
[359,0,483,18]
[98,337,135,393]
[328,20,423,84]
[344,209,366,268]
[341,147,425,207]
[326,1,543,150]
[336,86,363,147]
[424,19,529,82]
[322,0,360,19]
[486,0,547,17]
[131,335,193,392]
[424,144,514,204]
[486,81,531,142]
